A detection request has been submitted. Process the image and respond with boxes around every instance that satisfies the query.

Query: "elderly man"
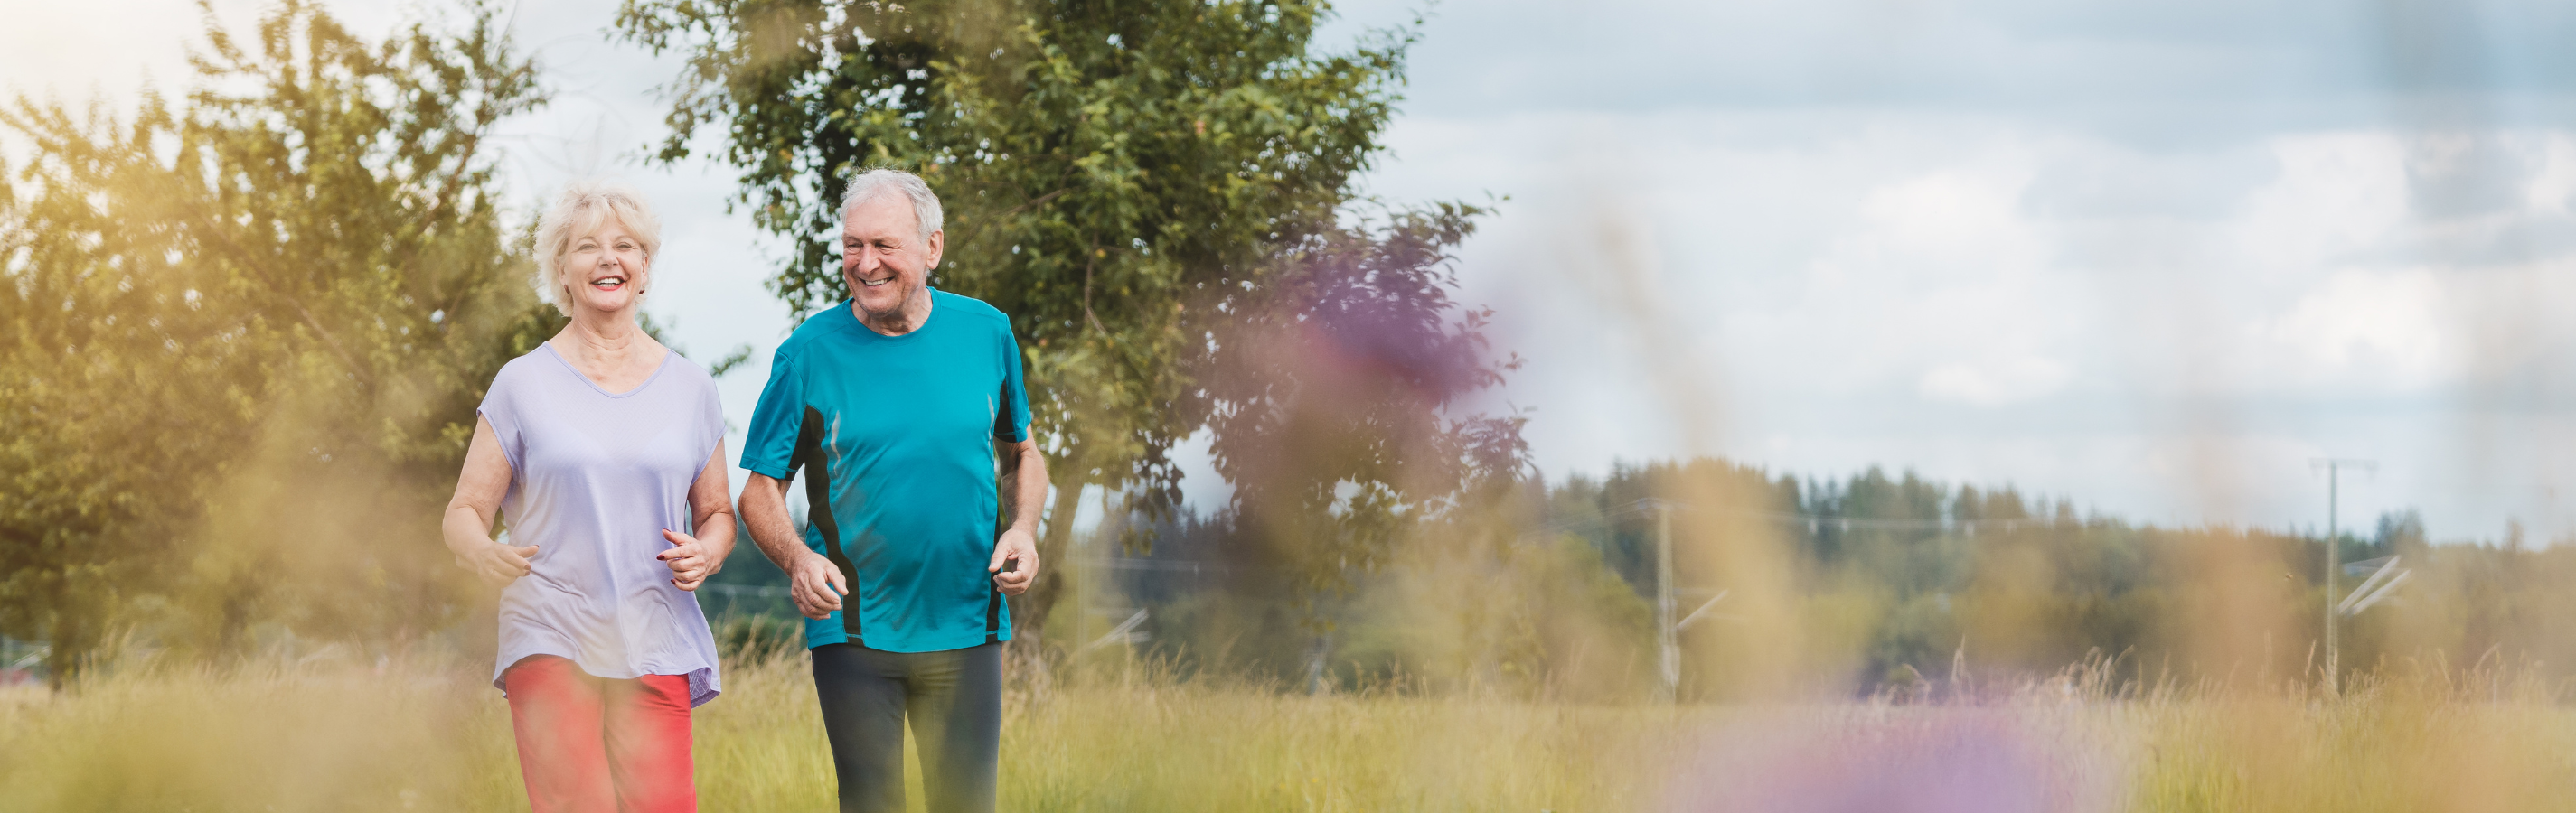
[738,168,1046,813]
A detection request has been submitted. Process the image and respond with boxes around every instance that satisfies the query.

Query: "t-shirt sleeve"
[700,370,729,470]
[475,369,527,476]
[739,344,805,481]
[994,326,1032,443]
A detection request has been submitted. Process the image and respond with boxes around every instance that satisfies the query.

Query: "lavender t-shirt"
[479,343,723,706]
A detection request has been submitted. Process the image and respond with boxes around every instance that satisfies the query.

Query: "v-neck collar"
[540,342,675,398]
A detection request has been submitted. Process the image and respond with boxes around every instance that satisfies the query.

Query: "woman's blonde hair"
[534,180,663,316]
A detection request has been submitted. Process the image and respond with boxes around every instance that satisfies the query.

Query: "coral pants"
[503,655,696,813]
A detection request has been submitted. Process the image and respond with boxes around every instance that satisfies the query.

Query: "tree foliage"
[616,0,1524,644]
[0,0,550,683]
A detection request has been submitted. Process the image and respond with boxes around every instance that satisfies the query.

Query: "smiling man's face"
[841,192,943,331]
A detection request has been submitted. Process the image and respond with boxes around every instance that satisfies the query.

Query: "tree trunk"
[42,581,97,692]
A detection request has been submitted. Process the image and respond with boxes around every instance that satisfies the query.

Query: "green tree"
[616,0,1518,646]
[0,0,549,684]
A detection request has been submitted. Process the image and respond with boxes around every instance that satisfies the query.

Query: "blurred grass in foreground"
[5,652,2576,812]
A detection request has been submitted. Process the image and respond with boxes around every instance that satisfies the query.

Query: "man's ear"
[926,229,945,269]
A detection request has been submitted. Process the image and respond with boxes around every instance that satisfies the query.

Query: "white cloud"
[1920,356,2073,406]
[1376,107,2576,537]
[2528,133,2576,215]
[2233,133,2412,278]
[2257,269,2447,391]
[1852,170,2037,260]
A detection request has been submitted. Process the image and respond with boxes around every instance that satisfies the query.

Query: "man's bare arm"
[999,439,1048,537]
[988,438,1048,593]
[742,472,846,619]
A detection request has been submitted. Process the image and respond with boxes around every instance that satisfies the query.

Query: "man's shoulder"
[775,301,860,358]
[931,289,1013,333]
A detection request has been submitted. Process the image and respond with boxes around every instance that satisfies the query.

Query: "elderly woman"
[441,180,732,813]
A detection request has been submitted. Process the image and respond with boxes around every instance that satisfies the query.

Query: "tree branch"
[287,296,369,387]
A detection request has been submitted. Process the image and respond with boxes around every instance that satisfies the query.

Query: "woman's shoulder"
[655,349,729,413]
[653,350,726,435]
[658,348,719,390]
[484,345,558,393]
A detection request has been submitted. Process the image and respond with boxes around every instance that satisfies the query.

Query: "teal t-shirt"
[740,290,1031,652]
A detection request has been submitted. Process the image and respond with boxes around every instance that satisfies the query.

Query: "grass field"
[5,651,2576,812]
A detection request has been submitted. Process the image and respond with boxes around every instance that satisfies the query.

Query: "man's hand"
[658,529,719,591]
[456,539,540,586]
[989,526,1039,595]
[789,551,849,620]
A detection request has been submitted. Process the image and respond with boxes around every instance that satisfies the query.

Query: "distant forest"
[711,457,2576,700]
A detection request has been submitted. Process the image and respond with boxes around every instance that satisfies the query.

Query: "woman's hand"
[658,528,720,591]
[456,539,541,586]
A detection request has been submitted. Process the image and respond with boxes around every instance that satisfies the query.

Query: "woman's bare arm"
[658,442,736,590]
[444,416,538,584]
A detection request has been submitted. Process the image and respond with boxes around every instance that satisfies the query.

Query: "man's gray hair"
[839,168,944,241]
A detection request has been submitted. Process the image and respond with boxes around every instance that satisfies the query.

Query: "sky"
[9,0,2576,541]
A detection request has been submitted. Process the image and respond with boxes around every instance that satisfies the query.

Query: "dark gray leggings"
[811,642,1002,813]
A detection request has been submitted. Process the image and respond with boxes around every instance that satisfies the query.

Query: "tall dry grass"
[5,649,2576,811]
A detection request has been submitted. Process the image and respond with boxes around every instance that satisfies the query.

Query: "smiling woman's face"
[561,221,650,316]
[841,193,943,323]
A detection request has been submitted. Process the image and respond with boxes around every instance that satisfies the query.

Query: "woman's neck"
[550,305,664,388]
[562,306,643,355]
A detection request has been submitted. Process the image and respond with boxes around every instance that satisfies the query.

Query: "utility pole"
[2310,457,2374,696]
[1653,500,1678,704]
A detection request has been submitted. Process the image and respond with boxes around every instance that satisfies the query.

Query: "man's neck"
[858,289,935,336]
